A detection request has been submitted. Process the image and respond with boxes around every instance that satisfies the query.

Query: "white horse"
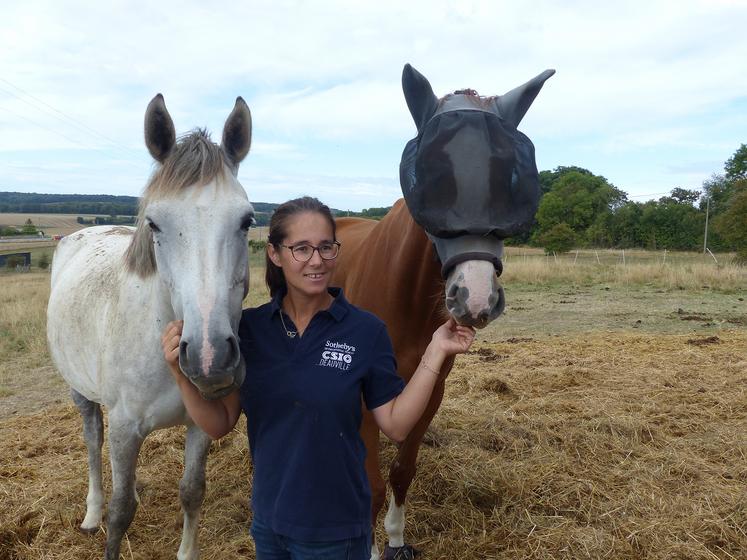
[47,95,254,560]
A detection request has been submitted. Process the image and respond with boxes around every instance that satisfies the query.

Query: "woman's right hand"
[159,319,241,439]
[161,320,184,378]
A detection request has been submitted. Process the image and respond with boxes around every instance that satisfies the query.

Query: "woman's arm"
[371,318,474,443]
[162,321,242,440]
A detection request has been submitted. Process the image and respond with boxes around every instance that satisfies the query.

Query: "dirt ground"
[1,280,745,559]
[0,331,745,559]
[492,283,746,337]
[0,364,68,419]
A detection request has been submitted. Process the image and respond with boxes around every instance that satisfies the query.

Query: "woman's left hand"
[431,318,476,357]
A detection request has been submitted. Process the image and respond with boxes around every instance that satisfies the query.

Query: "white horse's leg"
[104,416,144,560]
[177,425,212,560]
[71,389,105,533]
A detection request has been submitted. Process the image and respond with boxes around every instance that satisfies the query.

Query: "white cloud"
[1,0,746,204]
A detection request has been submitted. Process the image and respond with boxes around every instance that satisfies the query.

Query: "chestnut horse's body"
[334,64,554,559]
[334,200,451,556]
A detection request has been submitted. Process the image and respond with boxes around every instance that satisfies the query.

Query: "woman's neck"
[281,288,334,334]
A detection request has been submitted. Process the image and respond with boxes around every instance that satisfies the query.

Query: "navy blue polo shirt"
[238,287,404,541]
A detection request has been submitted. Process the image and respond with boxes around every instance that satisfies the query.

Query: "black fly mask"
[399,64,554,277]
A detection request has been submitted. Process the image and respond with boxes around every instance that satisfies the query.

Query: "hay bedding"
[1,332,745,559]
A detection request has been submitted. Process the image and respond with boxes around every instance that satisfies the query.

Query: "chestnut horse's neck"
[334,199,447,371]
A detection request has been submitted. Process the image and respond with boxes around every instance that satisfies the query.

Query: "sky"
[1,0,746,211]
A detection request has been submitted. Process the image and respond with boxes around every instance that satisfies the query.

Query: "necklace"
[279,311,297,338]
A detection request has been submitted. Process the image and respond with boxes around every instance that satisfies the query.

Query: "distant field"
[1,213,268,241]
[0,213,105,237]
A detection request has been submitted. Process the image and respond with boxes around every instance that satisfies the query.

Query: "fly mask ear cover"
[399,103,542,240]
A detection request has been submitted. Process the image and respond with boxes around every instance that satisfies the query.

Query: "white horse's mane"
[125,130,230,278]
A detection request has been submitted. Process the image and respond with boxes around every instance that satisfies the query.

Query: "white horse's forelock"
[125,129,230,278]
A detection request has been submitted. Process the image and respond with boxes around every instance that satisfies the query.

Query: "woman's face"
[267,211,337,300]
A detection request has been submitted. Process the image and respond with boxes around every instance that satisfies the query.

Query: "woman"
[162,196,475,559]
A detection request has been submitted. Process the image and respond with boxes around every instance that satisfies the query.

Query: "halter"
[428,233,505,278]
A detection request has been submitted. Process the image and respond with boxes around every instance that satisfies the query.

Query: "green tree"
[669,187,700,204]
[537,222,577,254]
[638,193,704,250]
[20,219,38,235]
[724,143,747,181]
[538,166,594,195]
[607,202,645,247]
[534,170,627,245]
[700,174,735,216]
[713,179,747,262]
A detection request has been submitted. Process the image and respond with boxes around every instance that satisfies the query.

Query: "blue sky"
[1,0,746,210]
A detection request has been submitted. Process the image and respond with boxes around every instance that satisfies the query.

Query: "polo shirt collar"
[270,287,349,323]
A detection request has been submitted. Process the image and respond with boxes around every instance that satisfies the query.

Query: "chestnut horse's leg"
[177,425,212,560]
[362,408,386,560]
[71,389,105,534]
[384,379,446,559]
[104,414,145,560]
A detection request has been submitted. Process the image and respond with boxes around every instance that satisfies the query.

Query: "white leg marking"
[384,496,405,548]
[370,542,381,560]
[81,464,104,530]
[177,510,201,560]
[177,426,210,560]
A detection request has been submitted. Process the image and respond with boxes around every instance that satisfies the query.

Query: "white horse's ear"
[222,97,252,169]
[402,64,439,132]
[144,94,176,163]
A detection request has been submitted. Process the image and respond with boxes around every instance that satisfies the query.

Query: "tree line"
[2,145,745,259]
[520,144,747,261]
[0,192,140,215]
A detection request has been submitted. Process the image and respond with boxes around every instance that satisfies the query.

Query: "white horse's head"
[126,95,254,399]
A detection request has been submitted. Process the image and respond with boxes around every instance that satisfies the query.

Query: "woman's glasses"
[280,241,341,262]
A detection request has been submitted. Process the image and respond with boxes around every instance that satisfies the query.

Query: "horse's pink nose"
[179,333,241,377]
[445,282,505,328]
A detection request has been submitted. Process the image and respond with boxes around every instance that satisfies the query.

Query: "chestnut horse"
[333,64,554,559]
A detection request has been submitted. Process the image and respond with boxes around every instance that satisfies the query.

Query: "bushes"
[38,253,50,270]
[248,239,267,253]
[537,223,577,254]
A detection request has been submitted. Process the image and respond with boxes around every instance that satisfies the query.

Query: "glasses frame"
[279,241,341,262]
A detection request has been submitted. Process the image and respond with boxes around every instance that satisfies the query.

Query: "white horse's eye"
[147,220,161,233]
[240,213,255,231]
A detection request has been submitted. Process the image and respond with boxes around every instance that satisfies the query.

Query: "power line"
[0,78,144,162]
[0,104,99,150]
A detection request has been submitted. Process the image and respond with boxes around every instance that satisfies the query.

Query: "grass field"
[0,214,110,237]
[0,213,270,241]
[0,250,745,559]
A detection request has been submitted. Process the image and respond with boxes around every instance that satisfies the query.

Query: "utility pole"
[703,197,710,254]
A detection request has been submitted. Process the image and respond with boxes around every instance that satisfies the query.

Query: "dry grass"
[1,251,746,559]
[0,241,57,254]
[501,257,746,292]
[0,273,50,380]
[0,214,105,237]
[0,332,745,559]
